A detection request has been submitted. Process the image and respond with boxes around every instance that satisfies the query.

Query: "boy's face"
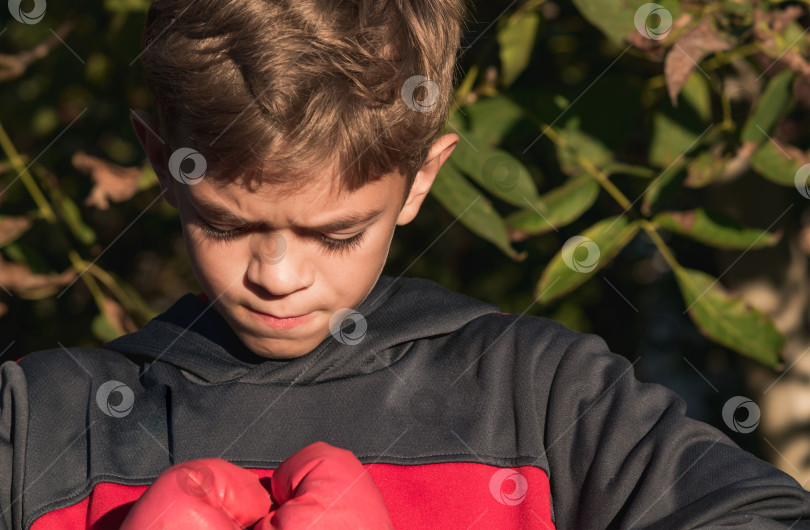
[131,110,458,359]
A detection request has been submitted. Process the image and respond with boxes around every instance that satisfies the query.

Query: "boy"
[3,0,810,528]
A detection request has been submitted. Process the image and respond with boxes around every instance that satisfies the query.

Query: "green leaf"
[557,118,614,174]
[572,0,680,46]
[505,175,600,240]
[431,164,525,260]
[674,266,783,365]
[680,70,712,123]
[450,131,542,208]
[750,139,808,186]
[741,69,795,144]
[645,92,718,214]
[497,11,541,88]
[650,72,713,168]
[684,150,729,188]
[719,0,752,16]
[467,95,535,147]
[649,111,709,168]
[652,208,782,250]
[535,216,641,303]
[641,160,687,216]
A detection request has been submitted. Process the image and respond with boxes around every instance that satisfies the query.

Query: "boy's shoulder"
[10,346,145,424]
[366,274,584,344]
[15,344,141,383]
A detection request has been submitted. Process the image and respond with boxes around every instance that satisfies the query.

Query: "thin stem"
[0,120,113,316]
[67,249,106,309]
[535,121,635,212]
[85,261,156,320]
[0,120,56,222]
[640,219,681,272]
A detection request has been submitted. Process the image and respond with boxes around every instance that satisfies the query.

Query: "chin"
[247,339,314,360]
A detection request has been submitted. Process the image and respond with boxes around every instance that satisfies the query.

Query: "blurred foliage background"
[3,0,810,487]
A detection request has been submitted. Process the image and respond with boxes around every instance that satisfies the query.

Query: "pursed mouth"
[244,306,316,329]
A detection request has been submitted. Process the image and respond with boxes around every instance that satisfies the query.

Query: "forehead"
[179,169,404,228]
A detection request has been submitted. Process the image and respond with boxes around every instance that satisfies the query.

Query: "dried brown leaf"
[772,5,804,34]
[0,216,31,248]
[753,5,810,79]
[0,20,75,82]
[72,150,144,210]
[665,19,733,105]
[101,297,138,334]
[627,12,693,59]
[0,256,76,299]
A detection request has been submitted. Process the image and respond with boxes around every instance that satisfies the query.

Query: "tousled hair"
[139,0,468,200]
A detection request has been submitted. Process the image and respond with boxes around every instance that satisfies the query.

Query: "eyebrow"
[189,196,385,232]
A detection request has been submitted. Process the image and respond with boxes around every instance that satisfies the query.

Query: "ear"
[396,133,459,226]
[130,109,178,208]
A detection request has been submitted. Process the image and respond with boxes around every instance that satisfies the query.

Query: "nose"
[245,232,312,297]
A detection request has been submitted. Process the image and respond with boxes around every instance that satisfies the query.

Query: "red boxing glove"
[253,441,394,530]
[120,457,272,529]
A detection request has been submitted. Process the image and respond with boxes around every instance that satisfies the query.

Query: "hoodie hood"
[104,274,502,385]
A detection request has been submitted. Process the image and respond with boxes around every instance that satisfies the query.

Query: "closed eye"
[195,217,367,254]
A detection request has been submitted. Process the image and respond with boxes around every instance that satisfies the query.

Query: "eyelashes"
[315,230,367,254]
[195,218,367,255]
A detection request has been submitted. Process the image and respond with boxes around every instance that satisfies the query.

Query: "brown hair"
[139,0,468,201]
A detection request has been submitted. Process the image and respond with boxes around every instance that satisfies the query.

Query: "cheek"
[329,224,393,278]
[340,225,391,263]
[368,219,396,257]
[185,235,245,287]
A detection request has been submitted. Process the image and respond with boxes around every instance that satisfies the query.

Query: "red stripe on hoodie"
[30,463,554,529]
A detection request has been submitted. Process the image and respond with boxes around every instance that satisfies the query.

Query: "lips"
[245,305,315,329]
[249,308,308,319]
